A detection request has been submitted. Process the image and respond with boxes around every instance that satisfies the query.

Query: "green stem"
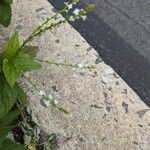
[37,58,96,70]
[20,6,67,50]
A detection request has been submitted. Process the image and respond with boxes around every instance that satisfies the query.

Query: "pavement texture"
[48,0,150,107]
[0,0,150,149]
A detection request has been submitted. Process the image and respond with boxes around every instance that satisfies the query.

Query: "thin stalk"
[37,58,96,70]
[20,6,67,49]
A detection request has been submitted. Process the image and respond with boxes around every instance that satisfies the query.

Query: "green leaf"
[0,77,4,117]
[0,1,11,27]
[0,66,2,73]
[0,110,20,127]
[16,53,29,59]
[0,75,18,120]
[1,139,25,150]
[15,84,27,105]
[22,46,39,58]
[3,79,18,116]
[3,58,17,88]
[0,53,4,73]
[4,32,20,59]
[0,52,4,65]
[0,126,15,146]
[14,58,42,72]
[4,0,13,4]
[0,110,19,146]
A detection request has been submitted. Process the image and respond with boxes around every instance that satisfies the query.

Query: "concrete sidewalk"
[0,0,150,149]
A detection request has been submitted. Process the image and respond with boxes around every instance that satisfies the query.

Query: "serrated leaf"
[22,46,39,58]
[0,109,20,127]
[15,84,27,105]
[0,1,11,27]
[4,32,20,59]
[16,53,29,59]
[1,139,25,150]
[3,58,17,88]
[14,58,42,72]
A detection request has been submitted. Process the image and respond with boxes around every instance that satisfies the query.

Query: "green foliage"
[22,46,39,59]
[0,32,40,148]
[2,33,41,88]
[0,126,14,146]
[0,76,18,120]
[4,32,20,60]
[0,0,12,27]
[15,84,27,105]
[0,109,20,146]
[0,1,95,148]
[3,58,18,88]
[0,139,25,150]
[4,0,13,4]
[0,110,20,127]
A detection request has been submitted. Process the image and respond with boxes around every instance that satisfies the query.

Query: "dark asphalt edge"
[48,0,150,106]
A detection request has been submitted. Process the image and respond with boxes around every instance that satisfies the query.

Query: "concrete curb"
[0,0,150,149]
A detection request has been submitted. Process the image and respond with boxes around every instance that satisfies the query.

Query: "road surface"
[48,0,150,107]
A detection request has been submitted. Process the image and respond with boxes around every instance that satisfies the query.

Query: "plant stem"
[20,6,67,50]
[37,58,96,70]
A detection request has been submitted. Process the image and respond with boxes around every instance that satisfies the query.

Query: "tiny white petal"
[64,2,69,5]
[68,4,73,10]
[73,8,80,16]
[69,16,75,22]
[43,100,51,107]
[48,94,53,100]
[39,90,46,96]
[81,15,87,21]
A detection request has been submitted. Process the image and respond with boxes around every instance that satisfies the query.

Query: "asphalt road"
[48,0,150,107]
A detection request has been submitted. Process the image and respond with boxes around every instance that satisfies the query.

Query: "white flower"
[73,8,80,16]
[64,2,69,5]
[48,94,53,100]
[68,4,73,10]
[43,100,51,107]
[39,90,46,96]
[81,15,87,21]
[69,16,75,22]
[64,2,73,11]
